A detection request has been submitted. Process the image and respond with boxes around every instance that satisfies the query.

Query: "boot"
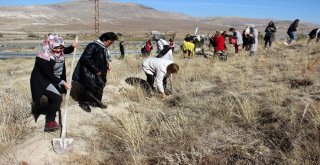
[44,121,60,132]
[79,101,91,112]
[97,102,108,109]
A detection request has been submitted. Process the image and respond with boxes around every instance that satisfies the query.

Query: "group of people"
[208,18,320,59]
[30,18,319,132]
[138,18,317,63]
[208,25,259,59]
[30,32,179,132]
[141,35,175,59]
[181,21,275,61]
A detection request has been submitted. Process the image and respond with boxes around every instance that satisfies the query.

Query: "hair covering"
[37,33,65,62]
[216,30,224,35]
[153,34,161,41]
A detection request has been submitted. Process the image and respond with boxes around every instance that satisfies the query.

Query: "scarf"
[37,34,65,62]
[94,39,112,62]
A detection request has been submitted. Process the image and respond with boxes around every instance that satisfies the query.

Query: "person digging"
[142,57,179,98]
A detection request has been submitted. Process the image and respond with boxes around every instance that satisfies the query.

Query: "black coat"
[264,24,277,41]
[309,28,319,38]
[30,46,74,110]
[72,41,109,90]
[288,20,299,32]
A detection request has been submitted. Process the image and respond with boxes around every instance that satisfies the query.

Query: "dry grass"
[1,39,320,164]
[0,59,33,157]
[85,40,320,164]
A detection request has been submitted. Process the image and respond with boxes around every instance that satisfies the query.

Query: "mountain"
[0,0,317,39]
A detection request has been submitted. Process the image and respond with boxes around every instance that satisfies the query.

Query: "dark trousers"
[43,90,62,122]
[80,86,103,105]
[234,44,240,54]
[265,40,272,48]
[146,73,167,92]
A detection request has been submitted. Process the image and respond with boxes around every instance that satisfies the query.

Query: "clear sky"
[1,0,319,24]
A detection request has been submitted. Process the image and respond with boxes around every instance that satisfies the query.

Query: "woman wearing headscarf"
[30,33,75,132]
[264,21,277,49]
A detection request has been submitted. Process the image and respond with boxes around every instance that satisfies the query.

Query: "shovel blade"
[52,138,74,155]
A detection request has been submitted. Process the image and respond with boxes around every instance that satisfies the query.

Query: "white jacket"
[157,39,168,51]
[142,58,173,93]
[160,49,173,61]
[157,39,173,61]
[235,31,243,45]
[250,28,259,52]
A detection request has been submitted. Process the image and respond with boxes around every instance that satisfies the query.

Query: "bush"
[296,33,308,41]
[27,33,38,38]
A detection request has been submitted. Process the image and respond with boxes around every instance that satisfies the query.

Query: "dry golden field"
[1,39,320,164]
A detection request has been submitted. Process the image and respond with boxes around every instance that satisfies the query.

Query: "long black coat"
[30,46,74,111]
[72,41,109,101]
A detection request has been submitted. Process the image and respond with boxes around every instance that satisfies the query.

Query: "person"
[264,21,277,49]
[213,30,227,61]
[169,38,175,51]
[182,35,195,59]
[209,33,216,50]
[145,39,153,56]
[72,32,118,112]
[249,25,259,56]
[142,57,179,98]
[242,26,253,51]
[200,34,205,51]
[153,34,173,61]
[307,28,320,45]
[192,35,203,55]
[221,31,230,51]
[222,30,231,38]
[285,19,300,46]
[119,41,125,59]
[229,28,243,56]
[30,33,76,132]
[153,34,166,53]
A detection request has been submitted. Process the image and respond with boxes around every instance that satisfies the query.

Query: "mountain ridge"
[0,1,317,38]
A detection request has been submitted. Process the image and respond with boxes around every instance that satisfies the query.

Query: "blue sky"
[1,0,319,24]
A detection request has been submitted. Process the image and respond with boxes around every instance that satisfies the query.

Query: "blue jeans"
[287,31,296,44]
[287,31,295,40]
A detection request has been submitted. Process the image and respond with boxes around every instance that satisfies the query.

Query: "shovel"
[52,36,78,154]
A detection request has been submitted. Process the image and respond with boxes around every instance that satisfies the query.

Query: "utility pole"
[94,0,100,38]
[122,24,124,41]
